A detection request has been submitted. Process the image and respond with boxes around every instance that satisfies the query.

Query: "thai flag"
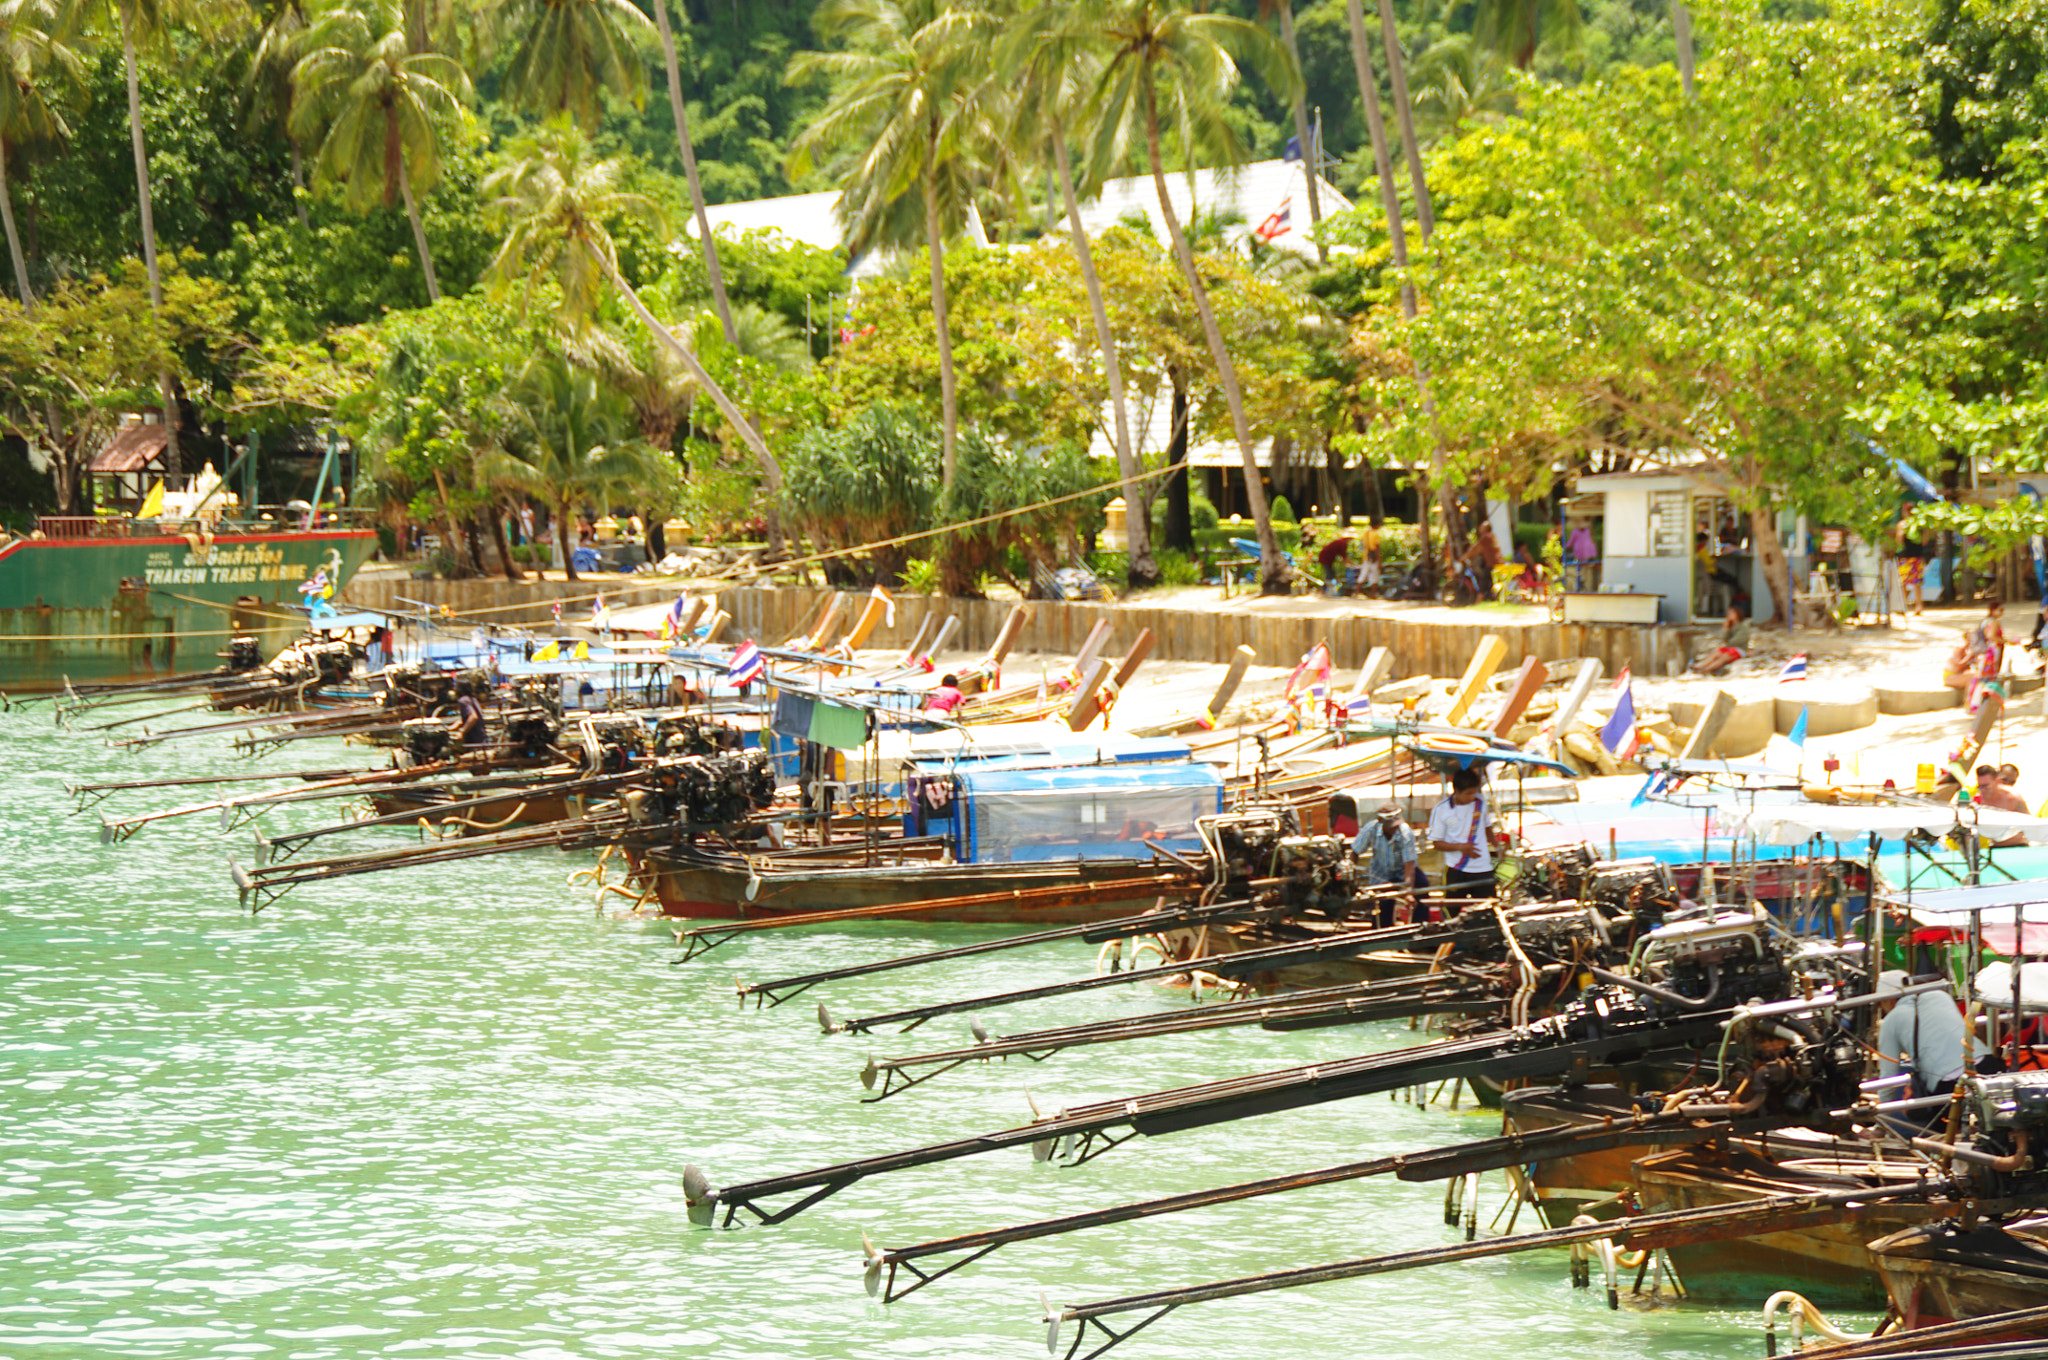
[1255,198,1292,243]
[1779,653,1808,681]
[725,640,764,687]
[591,594,609,630]
[1600,667,1638,758]
[661,595,687,641]
[1286,642,1331,699]
[551,601,561,623]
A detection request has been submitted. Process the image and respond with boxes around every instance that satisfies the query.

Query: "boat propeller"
[1040,1291,1062,1355]
[861,1233,884,1297]
[860,1056,880,1090]
[683,1162,717,1227]
[818,1002,840,1035]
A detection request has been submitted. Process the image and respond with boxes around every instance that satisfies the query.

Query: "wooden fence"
[341,574,1692,682]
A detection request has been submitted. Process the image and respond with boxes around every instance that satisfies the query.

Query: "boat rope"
[380,464,1192,626]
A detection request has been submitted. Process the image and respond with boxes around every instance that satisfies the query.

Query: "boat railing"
[32,509,377,539]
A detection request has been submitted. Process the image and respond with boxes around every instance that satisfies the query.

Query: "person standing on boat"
[1352,801,1420,927]
[1875,970,1985,1101]
[1429,768,1498,906]
[451,680,485,752]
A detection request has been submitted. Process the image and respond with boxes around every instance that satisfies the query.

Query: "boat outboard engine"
[573,718,646,775]
[402,717,452,763]
[1957,1072,2048,1195]
[225,635,262,672]
[307,641,354,685]
[664,751,779,829]
[1634,910,1787,1007]
[501,709,558,762]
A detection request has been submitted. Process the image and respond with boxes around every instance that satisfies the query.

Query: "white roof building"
[680,159,1355,472]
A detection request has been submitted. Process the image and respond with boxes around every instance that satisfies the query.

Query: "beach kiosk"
[1571,469,1772,625]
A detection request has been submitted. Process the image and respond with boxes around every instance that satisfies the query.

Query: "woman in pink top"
[926,673,966,714]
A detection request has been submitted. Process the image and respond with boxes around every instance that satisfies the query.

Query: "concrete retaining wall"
[338,577,1690,683]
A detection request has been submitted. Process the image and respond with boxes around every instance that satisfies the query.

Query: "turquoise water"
[0,703,1875,1360]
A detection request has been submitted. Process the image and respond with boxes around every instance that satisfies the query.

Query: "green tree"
[0,254,237,511]
[482,119,787,548]
[787,0,1002,491]
[997,8,1158,587]
[289,0,473,301]
[1062,0,1301,592]
[484,347,666,582]
[498,0,653,129]
[0,0,82,308]
[1375,3,1950,624]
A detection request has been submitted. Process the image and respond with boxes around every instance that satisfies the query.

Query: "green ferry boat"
[0,515,379,694]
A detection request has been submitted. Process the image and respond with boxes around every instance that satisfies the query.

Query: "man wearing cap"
[1875,970,1984,1101]
[1352,802,1419,928]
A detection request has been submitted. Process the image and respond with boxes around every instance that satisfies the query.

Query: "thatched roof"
[88,424,171,474]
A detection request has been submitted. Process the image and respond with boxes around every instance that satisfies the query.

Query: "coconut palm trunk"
[121,11,177,482]
[922,143,960,492]
[1050,117,1154,586]
[1373,0,1434,240]
[1140,74,1284,593]
[584,232,788,555]
[0,145,32,308]
[1275,1,1325,265]
[650,0,736,345]
[396,148,441,301]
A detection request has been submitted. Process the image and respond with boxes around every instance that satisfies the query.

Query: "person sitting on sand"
[1690,607,1751,675]
[1943,632,1978,693]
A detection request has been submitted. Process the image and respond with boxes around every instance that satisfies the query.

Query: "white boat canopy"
[1733,802,2048,848]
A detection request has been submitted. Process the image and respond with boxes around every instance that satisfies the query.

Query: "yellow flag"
[532,641,560,662]
[137,479,165,519]
[573,641,590,661]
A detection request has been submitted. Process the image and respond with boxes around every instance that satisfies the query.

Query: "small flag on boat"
[1599,667,1638,759]
[573,641,590,661]
[591,594,609,630]
[1788,705,1810,749]
[1778,653,1808,681]
[661,595,687,641]
[1285,642,1331,700]
[726,640,765,687]
[551,601,562,623]
[137,478,165,519]
[1254,198,1292,243]
[532,641,560,662]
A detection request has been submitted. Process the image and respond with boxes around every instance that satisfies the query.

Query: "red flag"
[1254,198,1292,242]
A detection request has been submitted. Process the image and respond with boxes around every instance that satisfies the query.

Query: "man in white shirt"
[1875,969,1984,1100]
[1428,767,1497,907]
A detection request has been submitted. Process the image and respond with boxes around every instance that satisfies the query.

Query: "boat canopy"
[904,732,1193,774]
[953,761,1224,864]
[1737,803,2048,848]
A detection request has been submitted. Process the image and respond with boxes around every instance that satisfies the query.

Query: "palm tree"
[290,0,472,300]
[225,0,313,228]
[70,0,185,475]
[646,0,735,346]
[1261,0,1324,266]
[1473,0,1581,71]
[497,0,652,130]
[1410,35,1516,145]
[482,121,788,548]
[484,348,664,583]
[0,0,81,309]
[995,13,1157,588]
[787,0,1001,492]
[1064,0,1301,593]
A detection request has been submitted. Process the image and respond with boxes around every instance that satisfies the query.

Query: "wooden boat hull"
[1631,1148,1935,1308]
[1870,1220,2048,1331]
[636,847,1185,923]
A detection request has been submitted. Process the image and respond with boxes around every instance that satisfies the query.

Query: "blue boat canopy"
[948,761,1224,865]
